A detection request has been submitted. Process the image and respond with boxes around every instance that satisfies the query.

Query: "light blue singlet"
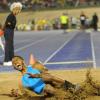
[22,65,45,94]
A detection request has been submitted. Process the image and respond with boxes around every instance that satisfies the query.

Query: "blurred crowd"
[15,12,98,31]
[0,0,99,31]
[1,0,100,11]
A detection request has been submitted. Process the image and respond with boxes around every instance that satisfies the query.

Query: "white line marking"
[0,31,62,58]
[90,33,96,69]
[15,38,46,52]
[14,39,32,44]
[44,60,93,65]
[43,33,78,64]
[0,38,46,58]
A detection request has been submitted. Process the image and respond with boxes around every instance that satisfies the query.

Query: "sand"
[0,69,100,100]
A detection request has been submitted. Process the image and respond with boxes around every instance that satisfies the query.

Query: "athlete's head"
[12,54,48,72]
[12,56,25,72]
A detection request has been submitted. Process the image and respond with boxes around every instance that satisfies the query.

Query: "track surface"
[0,30,100,72]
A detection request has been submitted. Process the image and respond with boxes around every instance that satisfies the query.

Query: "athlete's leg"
[41,73,75,89]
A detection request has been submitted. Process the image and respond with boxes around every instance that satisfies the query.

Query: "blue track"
[48,32,92,62]
[1,30,99,72]
[45,32,93,70]
[46,63,93,70]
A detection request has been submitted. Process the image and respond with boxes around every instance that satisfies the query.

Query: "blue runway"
[45,32,93,69]
[47,32,92,61]
[0,30,100,72]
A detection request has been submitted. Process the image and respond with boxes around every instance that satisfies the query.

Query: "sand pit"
[0,69,100,100]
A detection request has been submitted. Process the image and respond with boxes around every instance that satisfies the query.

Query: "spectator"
[85,17,91,29]
[80,11,86,29]
[0,23,4,51]
[92,12,99,31]
[60,13,69,33]
[3,2,22,66]
[71,16,77,29]
[52,18,60,29]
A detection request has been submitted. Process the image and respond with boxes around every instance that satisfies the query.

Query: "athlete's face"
[12,59,25,71]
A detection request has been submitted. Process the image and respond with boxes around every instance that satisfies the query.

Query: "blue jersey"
[22,65,45,94]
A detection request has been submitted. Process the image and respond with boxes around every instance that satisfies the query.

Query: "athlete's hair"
[12,55,24,65]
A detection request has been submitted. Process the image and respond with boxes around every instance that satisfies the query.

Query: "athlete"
[12,54,76,95]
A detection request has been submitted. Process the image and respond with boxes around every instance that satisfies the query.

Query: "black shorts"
[81,20,85,26]
[61,24,68,29]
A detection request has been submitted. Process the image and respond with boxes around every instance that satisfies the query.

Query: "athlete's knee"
[44,84,56,95]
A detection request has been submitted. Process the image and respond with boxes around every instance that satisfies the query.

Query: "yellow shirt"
[60,15,68,24]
